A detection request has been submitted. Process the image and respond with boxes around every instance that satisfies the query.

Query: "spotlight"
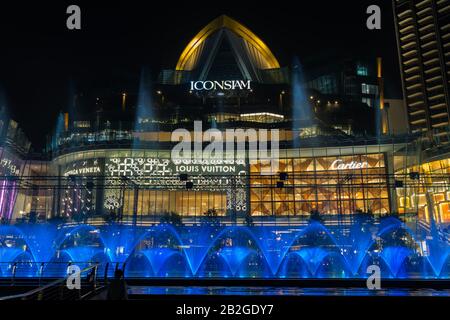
[186,181,193,189]
[276,181,284,188]
[179,173,188,181]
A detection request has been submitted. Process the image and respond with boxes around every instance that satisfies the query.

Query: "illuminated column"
[122,93,127,111]
[64,112,69,131]
[377,57,388,135]
[426,192,439,225]
[279,91,285,110]
[386,151,397,215]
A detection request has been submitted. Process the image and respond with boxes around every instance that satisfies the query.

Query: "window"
[250,154,389,216]
[74,121,91,128]
[308,75,338,94]
[361,83,378,95]
[357,65,369,76]
[362,97,374,107]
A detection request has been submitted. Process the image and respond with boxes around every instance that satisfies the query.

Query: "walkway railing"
[0,262,109,300]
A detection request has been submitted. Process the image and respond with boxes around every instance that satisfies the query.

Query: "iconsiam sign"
[190,80,252,91]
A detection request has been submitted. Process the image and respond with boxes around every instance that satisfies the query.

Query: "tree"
[28,211,38,224]
[72,212,84,223]
[47,215,68,225]
[244,213,254,227]
[160,211,183,226]
[102,211,117,224]
[202,208,220,226]
[380,211,403,222]
[353,209,375,226]
[309,209,323,223]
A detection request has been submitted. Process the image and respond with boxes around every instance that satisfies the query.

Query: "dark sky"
[0,0,400,149]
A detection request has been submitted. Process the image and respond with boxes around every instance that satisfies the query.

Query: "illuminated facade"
[393,0,450,140]
[396,156,450,223]
[250,153,389,216]
[9,142,411,222]
[0,118,30,221]
[167,15,287,85]
[2,14,450,226]
[3,12,450,286]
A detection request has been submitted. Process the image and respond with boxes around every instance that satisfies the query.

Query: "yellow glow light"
[176,15,280,71]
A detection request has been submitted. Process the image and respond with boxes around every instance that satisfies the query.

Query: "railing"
[49,131,419,156]
[0,262,111,300]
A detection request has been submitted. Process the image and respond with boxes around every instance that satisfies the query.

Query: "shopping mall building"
[2,15,450,226]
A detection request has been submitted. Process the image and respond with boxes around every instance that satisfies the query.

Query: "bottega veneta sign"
[190,80,251,91]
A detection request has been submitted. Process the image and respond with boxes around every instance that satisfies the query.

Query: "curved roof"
[176,15,280,71]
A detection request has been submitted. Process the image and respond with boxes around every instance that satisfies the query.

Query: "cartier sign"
[331,159,368,170]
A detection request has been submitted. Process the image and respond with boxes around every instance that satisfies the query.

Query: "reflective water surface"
[128,286,450,297]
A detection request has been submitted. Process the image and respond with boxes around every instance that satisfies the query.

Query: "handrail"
[0,263,101,301]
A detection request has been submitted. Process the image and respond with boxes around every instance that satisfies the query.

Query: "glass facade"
[103,157,247,218]
[123,190,227,216]
[356,65,368,76]
[250,154,389,216]
[12,142,450,223]
[0,148,22,220]
[307,75,338,95]
[396,157,450,223]
[361,83,378,95]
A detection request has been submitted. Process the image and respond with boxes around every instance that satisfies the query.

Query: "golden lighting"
[377,57,388,134]
[250,154,389,216]
[64,112,69,131]
[377,57,384,110]
[396,157,450,223]
[377,57,382,78]
[121,93,127,111]
[176,15,280,71]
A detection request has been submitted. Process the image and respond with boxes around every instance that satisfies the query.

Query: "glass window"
[357,65,368,76]
[361,83,378,95]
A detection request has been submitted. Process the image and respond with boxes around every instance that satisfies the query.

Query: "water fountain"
[134,68,154,136]
[291,57,313,148]
[52,112,65,150]
[0,217,447,279]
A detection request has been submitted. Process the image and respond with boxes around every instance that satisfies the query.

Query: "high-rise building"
[393,0,450,141]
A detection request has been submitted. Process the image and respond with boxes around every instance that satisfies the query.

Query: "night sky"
[0,0,400,149]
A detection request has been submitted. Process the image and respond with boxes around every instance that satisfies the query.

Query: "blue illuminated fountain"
[134,68,154,139]
[424,217,450,277]
[181,225,222,276]
[291,57,313,148]
[100,224,144,265]
[52,112,65,149]
[0,217,448,279]
[380,246,412,278]
[141,248,180,276]
[291,247,330,276]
